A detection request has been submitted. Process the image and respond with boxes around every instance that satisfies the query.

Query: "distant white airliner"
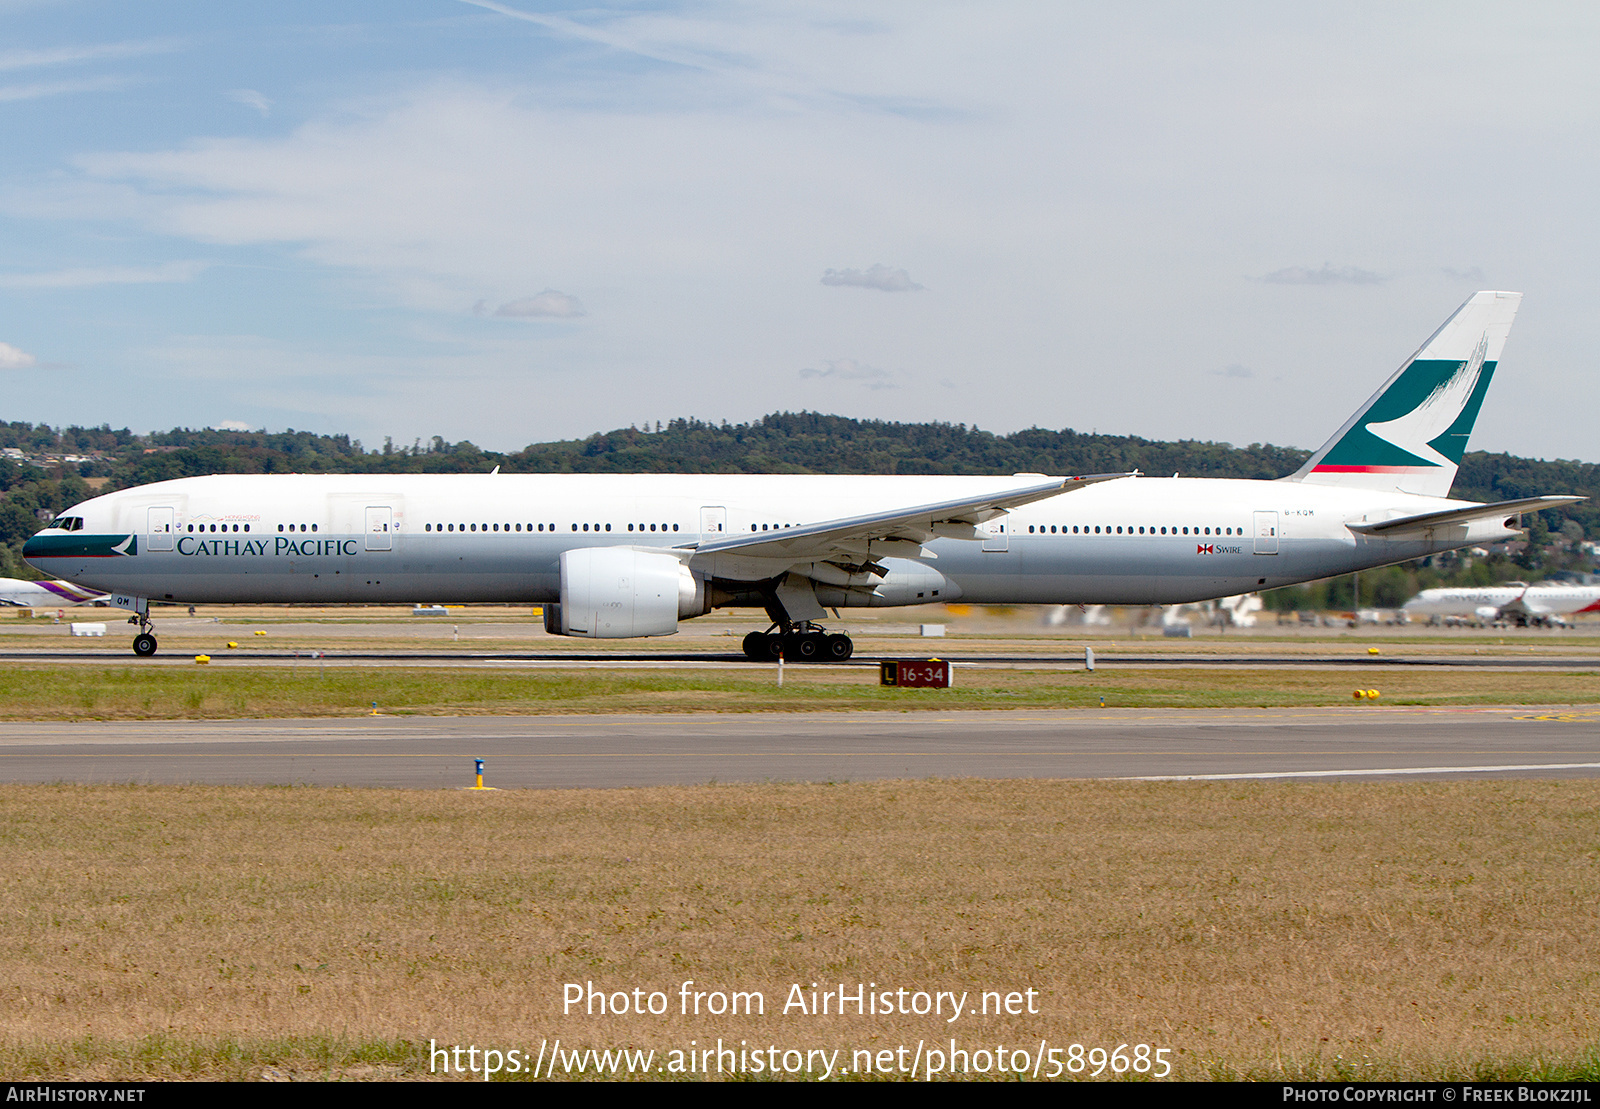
[22,291,1582,659]
[0,577,107,608]
[1403,583,1600,627]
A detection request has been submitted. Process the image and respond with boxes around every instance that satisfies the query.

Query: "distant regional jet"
[21,291,1583,659]
[0,577,108,608]
[1402,583,1600,627]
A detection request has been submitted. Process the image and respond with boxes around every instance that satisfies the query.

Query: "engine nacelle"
[811,557,961,608]
[546,547,705,638]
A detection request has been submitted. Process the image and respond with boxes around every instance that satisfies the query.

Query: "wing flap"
[1345,495,1582,535]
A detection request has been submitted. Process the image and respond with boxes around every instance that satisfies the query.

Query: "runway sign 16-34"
[880,660,952,688]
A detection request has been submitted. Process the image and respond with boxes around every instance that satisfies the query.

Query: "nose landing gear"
[741,622,853,662]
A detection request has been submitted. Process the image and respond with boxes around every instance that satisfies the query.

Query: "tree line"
[0,415,1593,595]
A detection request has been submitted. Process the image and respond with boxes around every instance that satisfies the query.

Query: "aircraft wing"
[683,472,1134,566]
[1345,496,1583,536]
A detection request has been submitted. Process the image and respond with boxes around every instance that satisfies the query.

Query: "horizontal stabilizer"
[1345,495,1583,536]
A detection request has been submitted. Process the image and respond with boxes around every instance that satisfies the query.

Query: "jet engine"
[544,547,706,638]
[807,557,961,608]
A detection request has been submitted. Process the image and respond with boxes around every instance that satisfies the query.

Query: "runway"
[2,706,1597,788]
[2,648,1599,670]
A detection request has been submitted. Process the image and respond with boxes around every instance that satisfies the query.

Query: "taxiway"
[3,706,1597,788]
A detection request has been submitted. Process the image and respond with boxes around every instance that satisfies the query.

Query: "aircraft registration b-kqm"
[23,291,1582,658]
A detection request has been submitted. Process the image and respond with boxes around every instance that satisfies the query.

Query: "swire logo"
[1196,544,1213,554]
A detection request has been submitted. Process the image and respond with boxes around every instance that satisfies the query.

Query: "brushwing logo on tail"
[1360,335,1489,471]
[1288,291,1519,499]
[1311,343,1497,476]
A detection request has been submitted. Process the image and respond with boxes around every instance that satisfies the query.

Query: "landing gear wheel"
[825,634,853,661]
[792,634,821,660]
[745,632,782,661]
[133,633,158,658]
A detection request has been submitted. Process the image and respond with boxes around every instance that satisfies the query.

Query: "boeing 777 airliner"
[23,292,1581,658]
[1403,582,1600,627]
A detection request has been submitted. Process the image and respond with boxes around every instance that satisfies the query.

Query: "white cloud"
[0,260,208,289]
[212,420,253,431]
[456,0,725,75]
[0,39,181,73]
[227,89,272,117]
[1259,264,1384,286]
[821,263,924,292]
[799,357,895,389]
[1210,363,1254,379]
[0,75,131,103]
[0,342,37,369]
[9,7,1600,459]
[493,290,586,318]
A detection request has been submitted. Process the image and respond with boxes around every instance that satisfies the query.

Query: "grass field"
[3,619,1597,1081]
[0,779,1596,1081]
[0,663,1596,720]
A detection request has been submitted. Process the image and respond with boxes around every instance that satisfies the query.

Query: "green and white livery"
[1289,290,1520,498]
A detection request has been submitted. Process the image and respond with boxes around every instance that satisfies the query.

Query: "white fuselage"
[27,473,1521,614]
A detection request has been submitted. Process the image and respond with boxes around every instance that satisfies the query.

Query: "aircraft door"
[700,506,726,541]
[148,507,175,551]
[1253,510,1279,555]
[981,514,1009,552]
[365,506,393,551]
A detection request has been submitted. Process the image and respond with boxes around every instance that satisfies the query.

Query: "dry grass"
[0,780,1596,1080]
[0,663,1596,720]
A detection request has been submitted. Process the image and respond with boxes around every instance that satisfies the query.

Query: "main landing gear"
[741,622,853,662]
[130,613,158,657]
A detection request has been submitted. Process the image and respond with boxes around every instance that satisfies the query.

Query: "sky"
[0,1,1596,460]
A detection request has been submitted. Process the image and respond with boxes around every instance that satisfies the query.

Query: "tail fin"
[1287,290,1521,498]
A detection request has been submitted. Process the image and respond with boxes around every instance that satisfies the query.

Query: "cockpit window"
[51,516,84,532]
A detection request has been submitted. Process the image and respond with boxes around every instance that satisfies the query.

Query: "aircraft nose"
[21,534,46,561]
